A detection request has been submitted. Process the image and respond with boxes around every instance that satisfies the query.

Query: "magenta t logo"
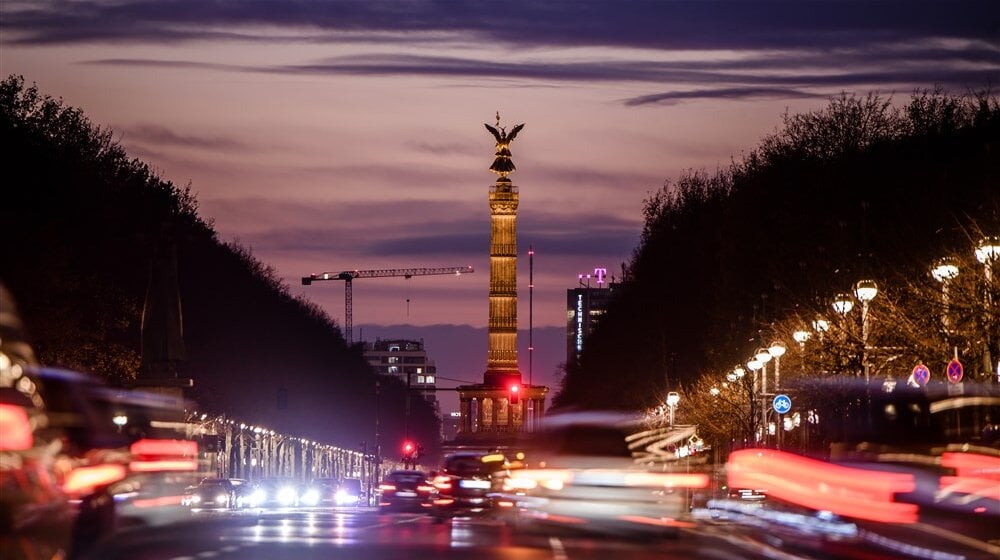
[594,268,607,285]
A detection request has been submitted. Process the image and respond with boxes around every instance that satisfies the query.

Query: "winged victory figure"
[485,112,525,177]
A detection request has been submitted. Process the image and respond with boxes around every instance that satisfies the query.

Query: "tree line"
[554,88,999,412]
[0,75,441,459]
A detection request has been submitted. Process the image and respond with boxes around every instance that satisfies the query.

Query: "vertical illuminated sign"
[576,294,584,352]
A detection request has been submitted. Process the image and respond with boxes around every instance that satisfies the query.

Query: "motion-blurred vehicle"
[431,451,509,521]
[1,365,200,559]
[494,411,709,538]
[182,478,253,510]
[378,470,434,512]
[255,477,302,508]
[717,378,1000,559]
[336,477,364,506]
[300,477,338,507]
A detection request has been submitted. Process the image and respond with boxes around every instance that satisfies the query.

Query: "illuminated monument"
[454,114,548,445]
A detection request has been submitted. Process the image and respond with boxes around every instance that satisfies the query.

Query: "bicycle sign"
[772,394,792,414]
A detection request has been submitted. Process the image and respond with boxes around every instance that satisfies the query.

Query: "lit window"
[388,366,399,374]
[426,375,435,384]
[416,375,426,384]
[416,367,423,374]
[388,356,399,363]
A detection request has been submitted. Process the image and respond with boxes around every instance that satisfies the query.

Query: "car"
[431,451,509,521]
[182,478,253,510]
[378,470,434,512]
[494,411,709,538]
[298,477,338,507]
[335,478,364,506]
[254,477,303,508]
[2,363,200,559]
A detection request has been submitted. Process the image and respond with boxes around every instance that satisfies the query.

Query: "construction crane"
[301,265,474,344]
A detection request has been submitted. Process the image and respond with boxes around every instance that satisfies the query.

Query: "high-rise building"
[566,269,619,365]
[363,338,439,415]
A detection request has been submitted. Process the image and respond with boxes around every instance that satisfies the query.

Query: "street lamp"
[975,235,1000,382]
[832,292,854,315]
[666,391,680,428]
[768,340,786,392]
[931,257,960,332]
[975,235,1000,276]
[792,329,811,345]
[747,356,766,442]
[854,279,878,381]
[812,317,830,334]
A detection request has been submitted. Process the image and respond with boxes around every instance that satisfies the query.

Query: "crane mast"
[302,265,474,343]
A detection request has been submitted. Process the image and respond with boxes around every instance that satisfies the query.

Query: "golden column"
[484,114,525,388]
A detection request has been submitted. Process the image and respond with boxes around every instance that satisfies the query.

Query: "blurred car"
[255,477,302,508]
[335,477,364,506]
[2,364,200,559]
[378,470,434,512]
[299,477,338,507]
[431,451,509,521]
[494,411,708,538]
[182,478,248,510]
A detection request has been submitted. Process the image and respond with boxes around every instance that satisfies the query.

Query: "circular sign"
[912,364,930,386]
[772,394,792,415]
[947,358,964,384]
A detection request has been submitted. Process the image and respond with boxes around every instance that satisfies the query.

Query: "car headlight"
[251,489,265,505]
[189,494,201,504]
[301,488,320,506]
[217,493,229,504]
[278,486,297,505]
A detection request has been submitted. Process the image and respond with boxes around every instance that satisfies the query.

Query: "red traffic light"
[508,383,520,404]
[403,441,415,454]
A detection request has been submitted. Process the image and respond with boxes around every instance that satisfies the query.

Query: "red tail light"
[63,464,127,495]
[129,438,198,472]
[433,475,452,490]
[0,404,33,451]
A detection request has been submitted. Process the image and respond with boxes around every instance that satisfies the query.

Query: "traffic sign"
[772,394,792,414]
[912,364,930,386]
[947,358,963,384]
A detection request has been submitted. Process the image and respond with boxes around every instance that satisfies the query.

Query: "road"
[86,506,784,560]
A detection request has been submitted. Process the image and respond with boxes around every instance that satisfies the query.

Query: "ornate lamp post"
[931,257,960,332]
[975,235,1000,382]
[666,391,680,428]
[768,340,786,392]
[832,292,854,316]
[854,279,878,382]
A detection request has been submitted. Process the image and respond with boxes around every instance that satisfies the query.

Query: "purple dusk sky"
[2,2,996,378]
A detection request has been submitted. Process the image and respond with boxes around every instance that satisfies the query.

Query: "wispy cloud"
[5,1,997,50]
[125,124,253,152]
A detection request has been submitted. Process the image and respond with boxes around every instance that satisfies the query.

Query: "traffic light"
[509,383,520,405]
[402,441,415,458]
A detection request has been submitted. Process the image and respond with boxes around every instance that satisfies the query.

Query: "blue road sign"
[772,394,792,414]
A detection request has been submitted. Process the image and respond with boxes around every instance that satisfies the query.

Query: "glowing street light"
[792,329,811,345]
[832,292,854,315]
[931,257,960,332]
[666,391,680,428]
[768,340,786,391]
[854,279,878,381]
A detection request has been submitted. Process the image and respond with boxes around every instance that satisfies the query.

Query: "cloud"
[199,192,640,261]
[125,124,253,152]
[5,1,997,51]
[624,87,826,106]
